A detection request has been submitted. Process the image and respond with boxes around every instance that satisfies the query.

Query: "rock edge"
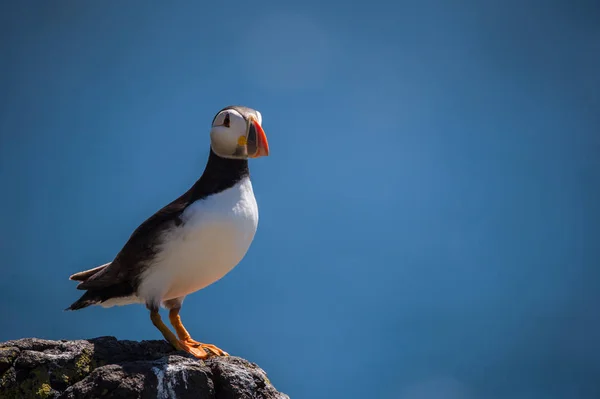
[0,336,289,399]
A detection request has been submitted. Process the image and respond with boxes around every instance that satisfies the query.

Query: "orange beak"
[248,119,270,158]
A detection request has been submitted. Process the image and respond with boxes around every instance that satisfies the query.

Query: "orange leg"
[168,308,229,358]
[150,310,209,359]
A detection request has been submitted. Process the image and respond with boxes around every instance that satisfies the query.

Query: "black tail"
[65,283,136,311]
[66,291,101,311]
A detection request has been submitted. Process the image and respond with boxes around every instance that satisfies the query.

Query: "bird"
[66,105,269,359]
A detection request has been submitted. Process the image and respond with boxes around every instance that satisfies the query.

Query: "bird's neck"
[189,149,249,201]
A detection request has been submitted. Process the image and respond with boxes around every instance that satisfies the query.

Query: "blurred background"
[1,1,599,398]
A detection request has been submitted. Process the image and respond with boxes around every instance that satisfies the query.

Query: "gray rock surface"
[0,336,289,399]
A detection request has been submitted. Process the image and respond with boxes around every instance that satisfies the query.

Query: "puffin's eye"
[223,113,230,128]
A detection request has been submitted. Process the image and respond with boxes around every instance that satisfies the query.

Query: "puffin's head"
[209,105,270,160]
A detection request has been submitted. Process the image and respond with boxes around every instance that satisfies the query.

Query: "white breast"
[137,177,258,307]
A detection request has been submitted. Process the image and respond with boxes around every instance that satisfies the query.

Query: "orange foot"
[178,338,229,359]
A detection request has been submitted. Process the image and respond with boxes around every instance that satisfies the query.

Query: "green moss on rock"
[74,349,94,377]
[36,383,52,398]
[1,366,54,399]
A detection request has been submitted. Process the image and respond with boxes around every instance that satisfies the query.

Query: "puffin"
[66,105,269,359]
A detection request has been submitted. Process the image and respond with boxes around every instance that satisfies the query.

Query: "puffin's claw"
[182,338,229,357]
[178,340,210,359]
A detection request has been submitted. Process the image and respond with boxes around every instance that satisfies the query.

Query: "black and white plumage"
[67,105,269,359]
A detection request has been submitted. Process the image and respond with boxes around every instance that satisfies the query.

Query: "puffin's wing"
[74,193,191,291]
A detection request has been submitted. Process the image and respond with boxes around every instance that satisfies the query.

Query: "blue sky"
[1,1,599,398]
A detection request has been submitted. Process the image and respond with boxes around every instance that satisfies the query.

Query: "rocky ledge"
[0,337,288,399]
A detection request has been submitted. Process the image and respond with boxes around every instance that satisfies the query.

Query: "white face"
[210,109,249,159]
[209,108,268,159]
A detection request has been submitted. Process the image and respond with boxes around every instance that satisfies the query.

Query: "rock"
[0,337,289,399]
